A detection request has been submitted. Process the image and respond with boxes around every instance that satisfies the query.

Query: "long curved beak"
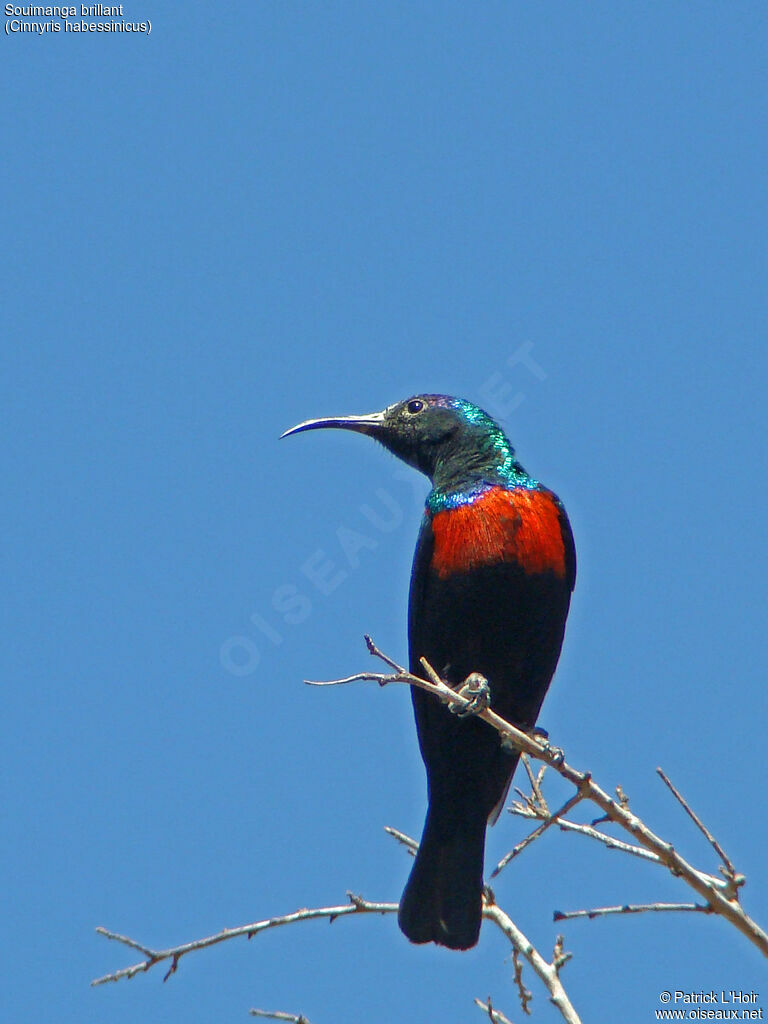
[280,410,387,439]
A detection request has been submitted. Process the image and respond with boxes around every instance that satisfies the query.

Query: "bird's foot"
[536,733,565,765]
[551,746,565,766]
[531,725,564,761]
[522,724,565,764]
[449,672,491,717]
[500,724,565,764]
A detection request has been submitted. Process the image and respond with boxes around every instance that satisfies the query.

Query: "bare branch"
[521,754,547,811]
[553,902,711,922]
[95,848,582,1020]
[250,1010,311,1024]
[492,791,584,877]
[310,637,768,959]
[552,934,571,972]
[95,927,155,958]
[384,825,418,855]
[92,894,398,987]
[508,790,730,893]
[310,647,545,754]
[93,633,767,1024]
[384,827,578,1020]
[656,767,741,884]
[482,902,580,1024]
[511,803,662,864]
[474,996,516,1024]
[417,654,443,686]
[365,632,404,673]
[305,669,404,688]
[512,946,533,1015]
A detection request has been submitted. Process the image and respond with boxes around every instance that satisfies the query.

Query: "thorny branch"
[250,1010,312,1024]
[656,766,738,879]
[93,853,581,1022]
[383,824,418,855]
[508,791,662,868]
[480,898,579,1023]
[307,636,768,959]
[474,996,516,1024]
[504,764,740,925]
[93,634,766,1024]
[92,895,398,987]
[553,902,711,922]
[512,946,533,1015]
[492,789,584,876]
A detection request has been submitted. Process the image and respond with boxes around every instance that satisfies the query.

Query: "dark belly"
[408,561,571,816]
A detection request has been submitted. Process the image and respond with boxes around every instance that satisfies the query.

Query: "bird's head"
[282,394,528,491]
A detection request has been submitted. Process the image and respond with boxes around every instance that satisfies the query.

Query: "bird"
[282,394,575,950]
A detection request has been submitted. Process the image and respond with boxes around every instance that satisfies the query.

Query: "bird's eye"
[406,399,424,415]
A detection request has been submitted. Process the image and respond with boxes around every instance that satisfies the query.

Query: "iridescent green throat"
[426,399,538,513]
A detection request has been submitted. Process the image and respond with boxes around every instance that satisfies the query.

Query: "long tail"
[397,797,487,950]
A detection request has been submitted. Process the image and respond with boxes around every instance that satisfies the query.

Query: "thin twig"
[95,862,582,1019]
[306,669,407,688]
[474,997,516,1024]
[92,895,397,986]
[656,767,740,882]
[511,805,661,862]
[508,801,730,893]
[418,653,444,686]
[95,928,156,958]
[554,902,711,922]
[521,754,547,811]
[250,1011,311,1024]
[384,825,418,855]
[365,633,404,673]
[512,946,533,1015]
[552,934,571,973]
[492,791,585,877]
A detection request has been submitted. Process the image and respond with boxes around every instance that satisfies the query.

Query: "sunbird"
[283,394,575,949]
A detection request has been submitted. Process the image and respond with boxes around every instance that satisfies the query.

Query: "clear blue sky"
[3,4,767,1022]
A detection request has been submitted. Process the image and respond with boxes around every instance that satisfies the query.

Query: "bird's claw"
[540,738,565,765]
[499,724,564,764]
[450,672,491,717]
[530,725,564,763]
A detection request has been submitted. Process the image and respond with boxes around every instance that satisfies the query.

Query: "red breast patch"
[430,486,567,580]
